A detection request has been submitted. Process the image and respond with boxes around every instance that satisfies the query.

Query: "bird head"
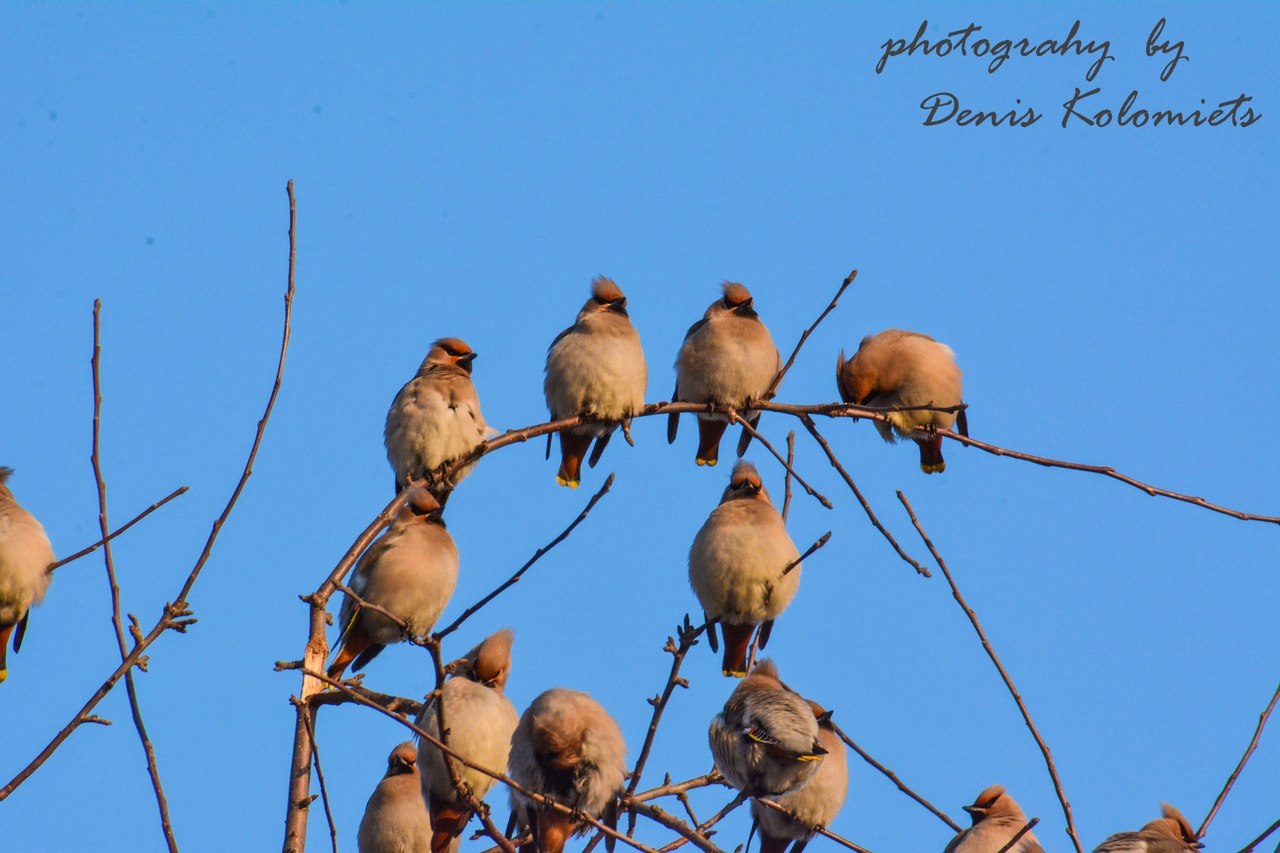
[721,460,769,504]
[385,742,418,777]
[425,337,478,374]
[581,276,629,318]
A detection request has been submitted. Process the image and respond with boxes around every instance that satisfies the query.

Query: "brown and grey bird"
[508,687,627,853]
[0,467,54,685]
[543,276,647,488]
[668,282,781,467]
[358,741,433,853]
[328,488,458,680]
[708,659,825,798]
[836,329,967,474]
[416,629,520,853]
[1092,804,1203,852]
[943,785,1044,853]
[751,699,848,853]
[385,337,488,498]
[689,460,802,677]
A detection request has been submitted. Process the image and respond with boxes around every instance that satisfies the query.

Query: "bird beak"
[607,297,628,315]
[733,298,757,318]
[457,352,477,366]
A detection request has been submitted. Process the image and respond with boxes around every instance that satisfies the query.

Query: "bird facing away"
[544,276,648,488]
[836,329,967,474]
[943,784,1044,853]
[1092,804,1203,852]
[358,741,433,853]
[751,699,849,853]
[416,629,520,853]
[385,337,488,499]
[689,460,802,677]
[668,282,781,467]
[328,488,458,680]
[708,659,826,798]
[0,467,54,685]
[508,687,627,853]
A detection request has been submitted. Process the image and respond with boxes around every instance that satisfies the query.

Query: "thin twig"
[897,491,1082,853]
[622,795,725,853]
[995,817,1040,853]
[47,485,188,573]
[781,432,795,521]
[89,300,179,853]
[299,705,338,853]
[767,267,858,397]
[826,720,961,832]
[754,797,872,853]
[2,180,295,804]
[1236,816,1280,853]
[800,415,931,578]
[1197,679,1280,839]
[434,473,615,640]
[635,772,725,803]
[729,409,832,510]
[782,531,831,576]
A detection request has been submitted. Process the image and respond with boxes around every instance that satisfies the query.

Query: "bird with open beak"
[385,336,488,501]
[0,467,54,685]
[836,329,967,474]
[328,488,458,680]
[708,659,826,799]
[943,784,1043,852]
[416,629,519,853]
[668,282,781,467]
[689,460,802,677]
[1092,804,1204,852]
[357,742,433,853]
[508,687,627,853]
[751,699,848,853]
[544,276,647,488]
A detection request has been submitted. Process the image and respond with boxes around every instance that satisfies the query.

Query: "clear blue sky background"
[3,3,1277,852]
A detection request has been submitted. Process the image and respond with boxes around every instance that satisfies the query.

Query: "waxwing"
[328,488,458,679]
[943,785,1044,853]
[385,337,488,499]
[416,629,520,853]
[358,741,433,853]
[1092,804,1203,852]
[751,700,849,853]
[708,659,825,798]
[544,276,647,488]
[668,282,781,467]
[0,467,55,684]
[836,329,967,474]
[689,460,802,677]
[508,688,627,853]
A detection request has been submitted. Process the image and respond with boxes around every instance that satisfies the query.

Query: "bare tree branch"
[767,267,858,398]
[754,796,873,853]
[1236,816,1280,853]
[897,491,1083,853]
[47,485,188,574]
[728,408,832,510]
[782,531,831,577]
[995,817,1040,853]
[298,704,338,853]
[1197,679,1280,839]
[781,431,795,522]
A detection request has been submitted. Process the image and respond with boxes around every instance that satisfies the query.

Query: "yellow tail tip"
[696,458,717,467]
[920,462,946,474]
[555,476,580,488]
[0,668,8,684]
[722,668,747,678]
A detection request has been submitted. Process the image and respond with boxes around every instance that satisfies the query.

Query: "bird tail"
[917,435,946,474]
[720,623,755,678]
[0,622,12,684]
[696,419,729,467]
[533,808,577,853]
[326,621,378,680]
[429,797,471,853]
[556,431,593,488]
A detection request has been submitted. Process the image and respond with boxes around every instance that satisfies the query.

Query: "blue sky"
[2,3,1277,851]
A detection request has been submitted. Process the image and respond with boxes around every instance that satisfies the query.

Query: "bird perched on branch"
[508,687,627,853]
[0,467,54,685]
[836,329,967,474]
[943,785,1043,853]
[416,629,519,853]
[751,699,848,853]
[1091,804,1203,852]
[327,488,458,680]
[669,282,781,467]
[385,337,488,500]
[358,741,433,853]
[689,460,802,677]
[708,659,825,798]
[543,276,647,488]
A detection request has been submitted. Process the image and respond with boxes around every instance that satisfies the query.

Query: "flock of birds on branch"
[0,278,1205,852]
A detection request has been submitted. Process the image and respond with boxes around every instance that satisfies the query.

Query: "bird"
[543,276,647,488]
[508,687,627,853]
[708,659,826,798]
[836,329,967,474]
[668,282,781,467]
[357,741,433,853]
[385,337,488,500]
[750,699,848,853]
[688,460,802,677]
[416,629,520,853]
[0,467,55,685]
[327,488,458,680]
[943,785,1044,853]
[1092,804,1203,852]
